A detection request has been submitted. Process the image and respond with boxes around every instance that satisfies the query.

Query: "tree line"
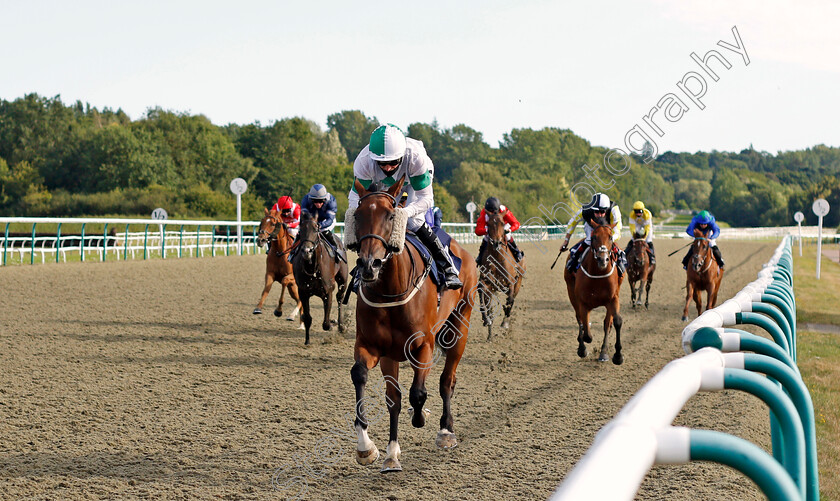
[1,93,838,227]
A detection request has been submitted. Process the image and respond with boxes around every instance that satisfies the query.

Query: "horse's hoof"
[681,316,688,322]
[597,354,609,362]
[436,430,458,449]
[582,333,592,343]
[356,445,379,466]
[613,353,624,365]
[577,345,587,358]
[253,308,262,315]
[501,319,510,329]
[273,310,282,318]
[380,457,402,473]
[297,323,305,331]
[286,316,295,321]
[323,322,332,331]
[409,407,430,428]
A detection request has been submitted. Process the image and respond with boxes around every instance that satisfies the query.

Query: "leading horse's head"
[486,210,507,251]
[590,218,615,270]
[352,176,408,283]
[297,211,320,264]
[691,228,711,273]
[258,208,287,248]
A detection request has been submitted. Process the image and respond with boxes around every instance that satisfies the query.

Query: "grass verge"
[794,243,840,500]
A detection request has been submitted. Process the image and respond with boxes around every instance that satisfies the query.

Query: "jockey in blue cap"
[300,183,346,263]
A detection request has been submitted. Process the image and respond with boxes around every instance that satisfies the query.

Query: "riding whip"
[667,241,692,257]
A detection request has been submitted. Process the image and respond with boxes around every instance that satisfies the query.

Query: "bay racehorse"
[290,212,349,345]
[477,210,525,340]
[563,221,624,364]
[347,177,478,473]
[681,230,723,321]
[627,236,655,310]
[253,208,303,330]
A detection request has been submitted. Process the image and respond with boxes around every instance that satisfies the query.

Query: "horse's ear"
[264,207,269,216]
[354,179,368,198]
[386,175,406,199]
[693,228,703,237]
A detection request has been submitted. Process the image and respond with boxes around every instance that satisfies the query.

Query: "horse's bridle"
[486,212,507,250]
[354,191,401,262]
[259,216,294,256]
[691,237,713,272]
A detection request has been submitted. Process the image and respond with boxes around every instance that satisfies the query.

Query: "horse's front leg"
[437,319,468,450]
[694,286,703,317]
[500,284,515,330]
[255,273,274,314]
[335,283,346,334]
[283,277,304,329]
[380,357,402,473]
[681,280,694,321]
[577,306,592,358]
[629,279,637,309]
[477,281,491,327]
[644,277,652,310]
[300,293,312,345]
[351,349,380,466]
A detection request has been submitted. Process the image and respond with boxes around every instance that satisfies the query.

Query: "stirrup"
[443,274,463,290]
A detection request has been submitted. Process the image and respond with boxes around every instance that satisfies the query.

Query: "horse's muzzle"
[357,257,383,282]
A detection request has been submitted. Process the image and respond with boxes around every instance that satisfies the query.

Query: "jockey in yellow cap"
[625,201,655,265]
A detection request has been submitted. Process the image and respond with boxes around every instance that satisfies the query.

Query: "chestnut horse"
[478,211,526,340]
[348,177,478,473]
[681,230,723,321]
[627,237,655,310]
[563,221,625,364]
[253,208,303,329]
[290,212,349,345]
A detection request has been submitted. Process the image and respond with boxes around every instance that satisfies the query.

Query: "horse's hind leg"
[335,285,346,333]
[284,279,304,329]
[322,285,334,331]
[274,280,286,317]
[351,349,380,466]
[437,315,468,450]
[408,343,433,430]
[598,310,613,362]
[629,279,637,308]
[380,357,403,473]
[645,272,653,310]
[255,273,274,314]
[609,297,624,365]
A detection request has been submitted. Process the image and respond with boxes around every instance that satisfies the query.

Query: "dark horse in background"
[627,236,655,310]
[477,210,525,340]
[290,211,349,345]
[349,177,478,473]
[253,208,303,330]
[563,221,625,364]
[681,229,723,321]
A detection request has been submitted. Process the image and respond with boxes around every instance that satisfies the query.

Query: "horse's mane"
[367,181,387,193]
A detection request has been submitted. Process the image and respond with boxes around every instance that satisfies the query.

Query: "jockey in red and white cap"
[474,197,524,263]
[271,195,301,238]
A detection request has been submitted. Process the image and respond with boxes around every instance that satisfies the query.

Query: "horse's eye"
[389,213,395,221]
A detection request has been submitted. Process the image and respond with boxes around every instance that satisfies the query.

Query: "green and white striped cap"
[369,123,406,162]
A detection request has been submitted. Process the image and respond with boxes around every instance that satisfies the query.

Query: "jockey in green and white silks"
[347,123,462,290]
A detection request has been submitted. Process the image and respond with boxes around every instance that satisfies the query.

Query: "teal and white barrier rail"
[552,236,818,500]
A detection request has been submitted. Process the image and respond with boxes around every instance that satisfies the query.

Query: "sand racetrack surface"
[0,238,778,500]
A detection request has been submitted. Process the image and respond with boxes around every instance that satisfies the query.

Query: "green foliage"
[2,93,840,228]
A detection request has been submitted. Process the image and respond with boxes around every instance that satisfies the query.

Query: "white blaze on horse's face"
[595,245,610,269]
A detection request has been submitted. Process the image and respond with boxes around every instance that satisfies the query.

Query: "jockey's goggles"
[634,209,643,214]
[376,158,402,167]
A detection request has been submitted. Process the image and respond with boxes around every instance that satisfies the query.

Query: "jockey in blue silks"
[300,183,346,263]
[682,210,724,270]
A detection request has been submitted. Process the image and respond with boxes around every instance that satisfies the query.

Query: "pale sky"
[2,0,839,155]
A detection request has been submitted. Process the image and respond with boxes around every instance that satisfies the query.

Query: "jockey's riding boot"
[475,238,488,265]
[324,229,346,263]
[682,249,691,270]
[566,242,587,271]
[416,223,462,290]
[712,245,725,269]
[648,241,656,265]
[507,239,524,262]
[617,250,627,277]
